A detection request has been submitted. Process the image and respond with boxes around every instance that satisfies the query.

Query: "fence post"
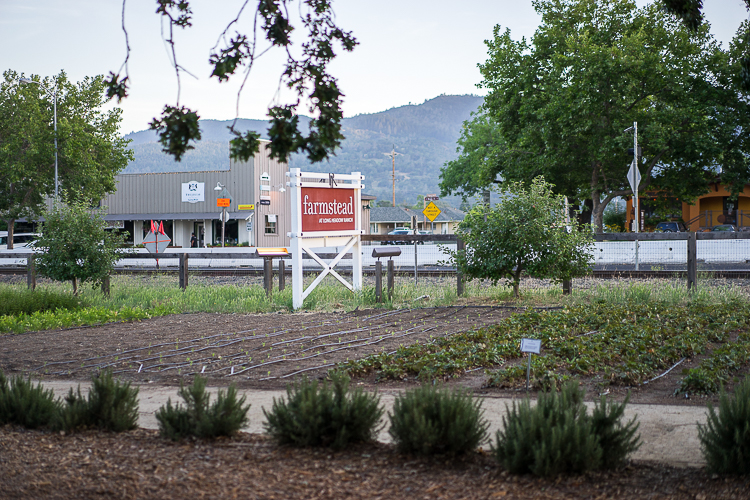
[456,237,465,297]
[279,259,285,291]
[375,260,382,303]
[414,241,418,284]
[562,279,571,295]
[179,253,189,290]
[264,257,273,297]
[27,255,36,291]
[387,259,395,300]
[101,275,110,297]
[687,232,697,291]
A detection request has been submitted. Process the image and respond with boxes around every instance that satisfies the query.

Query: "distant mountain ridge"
[122,95,484,205]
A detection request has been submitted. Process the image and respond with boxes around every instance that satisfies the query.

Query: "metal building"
[102,141,290,249]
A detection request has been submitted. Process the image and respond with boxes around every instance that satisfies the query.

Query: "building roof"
[371,206,466,223]
[369,207,412,223]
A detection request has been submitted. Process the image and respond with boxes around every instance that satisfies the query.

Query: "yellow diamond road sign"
[423,201,441,222]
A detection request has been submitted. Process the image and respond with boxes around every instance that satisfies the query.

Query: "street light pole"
[20,78,58,202]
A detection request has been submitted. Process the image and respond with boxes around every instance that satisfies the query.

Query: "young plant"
[56,370,139,432]
[388,384,488,456]
[698,377,750,475]
[0,371,60,429]
[263,372,383,449]
[155,376,249,440]
[493,381,640,476]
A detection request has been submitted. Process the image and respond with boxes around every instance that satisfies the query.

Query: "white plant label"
[520,338,541,354]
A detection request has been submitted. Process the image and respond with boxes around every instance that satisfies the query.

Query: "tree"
[440,0,750,232]
[32,202,126,295]
[104,0,357,165]
[450,177,593,298]
[0,70,132,248]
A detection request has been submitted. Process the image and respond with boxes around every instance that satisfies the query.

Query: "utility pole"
[383,146,402,207]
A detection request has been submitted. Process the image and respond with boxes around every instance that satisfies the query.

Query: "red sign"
[217,198,230,207]
[301,187,356,232]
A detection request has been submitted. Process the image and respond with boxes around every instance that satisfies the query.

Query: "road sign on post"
[423,201,441,222]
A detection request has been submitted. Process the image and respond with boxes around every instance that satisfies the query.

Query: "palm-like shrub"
[389,384,488,455]
[698,377,750,475]
[156,376,249,440]
[263,372,383,449]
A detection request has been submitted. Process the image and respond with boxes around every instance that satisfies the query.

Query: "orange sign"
[217,198,230,207]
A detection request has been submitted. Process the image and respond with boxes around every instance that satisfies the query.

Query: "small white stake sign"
[520,338,541,354]
[520,338,542,392]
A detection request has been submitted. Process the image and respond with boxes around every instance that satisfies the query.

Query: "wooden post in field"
[101,275,110,297]
[456,238,465,297]
[279,259,285,291]
[179,253,189,290]
[27,255,36,291]
[264,258,273,297]
[563,279,571,295]
[387,260,395,300]
[687,232,697,291]
[375,260,383,302]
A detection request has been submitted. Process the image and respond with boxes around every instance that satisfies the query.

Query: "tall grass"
[0,272,747,335]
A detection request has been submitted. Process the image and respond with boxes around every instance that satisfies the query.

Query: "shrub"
[493,381,640,476]
[591,393,641,469]
[389,384,488,455]
[263,372,383,449]
[698,377,750,475]
[0,371,60,429]
[156,376,249,440]
[56,370,139,432]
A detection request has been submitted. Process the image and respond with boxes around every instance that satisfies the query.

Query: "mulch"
[1,427,749,499]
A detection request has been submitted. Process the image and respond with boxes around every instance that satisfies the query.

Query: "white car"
[0,232,39,250]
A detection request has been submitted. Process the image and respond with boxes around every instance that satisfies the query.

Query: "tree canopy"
[0,70,132,247]
[104,0,357,165]
[440,0,750,232]
[32,201,127,295]
[450,177,593,297]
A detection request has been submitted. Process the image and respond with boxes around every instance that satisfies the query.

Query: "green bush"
[698,377,750,475]
[388,384,488,455]
[56,370,139,432]
[155,376,249,440]
[0,287,84,316]
[0,371,60,429]
[263,372,383,449]
[493,381,640,476]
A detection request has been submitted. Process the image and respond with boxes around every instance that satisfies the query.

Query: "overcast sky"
[1,0,747,135]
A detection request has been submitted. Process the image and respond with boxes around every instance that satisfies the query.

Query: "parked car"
[0,232,39,249]
[654,221,686,232]
[384,228,425,245]
[711,224,736,232]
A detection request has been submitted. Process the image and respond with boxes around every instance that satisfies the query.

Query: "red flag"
[158,221,166,235]
[150,220,157,233]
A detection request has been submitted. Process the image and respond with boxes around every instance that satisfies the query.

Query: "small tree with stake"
[451,177,593,297]
[32,202,125,295]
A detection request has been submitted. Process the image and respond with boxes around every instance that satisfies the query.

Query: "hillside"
[122,95,483,206]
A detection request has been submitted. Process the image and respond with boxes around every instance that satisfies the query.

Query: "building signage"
[238,204,255,210]
[259,200,271,206]
[300,187,356,232]
[181,181,204,203]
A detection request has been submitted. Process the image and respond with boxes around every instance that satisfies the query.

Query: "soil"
[2,280,750,498]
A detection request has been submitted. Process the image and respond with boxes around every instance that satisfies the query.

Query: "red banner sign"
[301,187,356,232]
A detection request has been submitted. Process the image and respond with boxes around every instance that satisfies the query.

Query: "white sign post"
[288,168,364,310]
[520,338,542,392]
[626,122,641,271]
